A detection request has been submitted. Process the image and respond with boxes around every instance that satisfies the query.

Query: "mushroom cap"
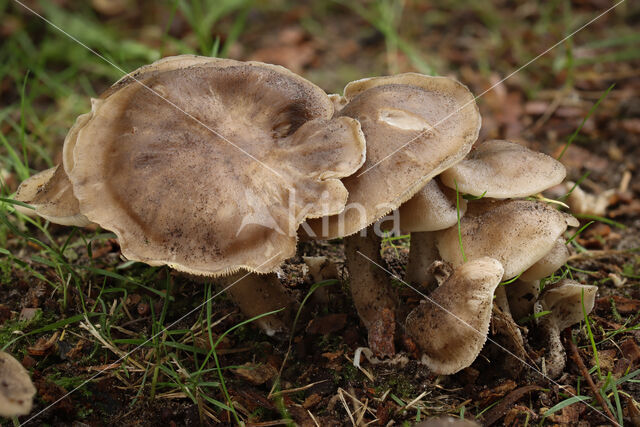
[399,179,467,233]
[305,73,480,239]
[405,257,504,375]
[436,200,572,279]
[63,56,366,276]
[541,280,598,330]
[0,351,36,418]
[440,140,566,198]
[14,165,91,227]
[519,237,570,282]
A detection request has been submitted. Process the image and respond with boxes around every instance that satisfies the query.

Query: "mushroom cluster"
[15,55,596,378]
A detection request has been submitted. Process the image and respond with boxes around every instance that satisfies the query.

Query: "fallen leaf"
[232,362,277,385]
[481,385,542,426]
[478,379,517,406]
[593,349,616,373]
[302,393,322,409]
[596,296,640,314]
[306,313,347,335]
[621,339,640,365]
[27,331,60,356]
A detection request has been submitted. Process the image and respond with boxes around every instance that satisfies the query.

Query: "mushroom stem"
[491,285,527,378]
[344,227,398,356]
[218,272,295,337]
[506,279,541,321]
[405,231,439,292]
[535,301,565,378]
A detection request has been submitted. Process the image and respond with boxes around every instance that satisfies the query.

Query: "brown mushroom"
[15,56,368,336]
[536,280,597,377]
[436,200,575,280]
[507,237,570,320]
[304,73,480,355]
[217,272,296,336]
[60,56,366,277]
[0,351,36,418]
[405,257,504,374]
[440,139,566,198]
[400,179,466,291]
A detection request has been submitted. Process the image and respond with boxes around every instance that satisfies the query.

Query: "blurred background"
[1,0,638,182]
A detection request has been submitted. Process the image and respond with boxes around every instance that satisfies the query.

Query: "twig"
[567,336,619,426]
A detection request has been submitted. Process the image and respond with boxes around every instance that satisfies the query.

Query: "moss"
[376,373,417,400]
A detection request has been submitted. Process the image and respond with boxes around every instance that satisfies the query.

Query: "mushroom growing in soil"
[15,55,367,333]
[436,199,575,280]
[439,139,567,198]
[304,73,481,355]
[0,351,36,418]
[507,237,571,321]
[404,257,504,374]
[535,280,597,377]
[399,179,466,292]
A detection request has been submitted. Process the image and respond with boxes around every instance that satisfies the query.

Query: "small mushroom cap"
[0,351,36,418]
[541,280,597,330]
[405,257,504,375]
[64,56,366,276]
[436,200,570,279]
[14,165,91,227]
[440,140,566,198]
[519,237,570,282]
[399,179,467,233]
[305,73,480,239]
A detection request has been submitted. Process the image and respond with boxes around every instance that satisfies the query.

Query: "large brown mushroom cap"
[405,257,504,375]
[64,57,366,276]
[306,73,481,239]
[436,200,573,279]
[0,351,36,418]
[440,139,566,198]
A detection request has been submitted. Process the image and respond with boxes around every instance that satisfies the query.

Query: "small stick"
[567,336,619,426]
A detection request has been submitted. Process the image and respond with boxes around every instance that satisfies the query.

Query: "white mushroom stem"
[536,280,598,378]
[344,227,398,354]
[535,301,565,379]
[218,272,295,337]
[405,257,504,375]
[491,285,526,377]
[405,231,439,291]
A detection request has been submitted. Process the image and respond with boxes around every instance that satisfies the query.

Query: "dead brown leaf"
[233,362,278,386]
[306,313,347,335]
